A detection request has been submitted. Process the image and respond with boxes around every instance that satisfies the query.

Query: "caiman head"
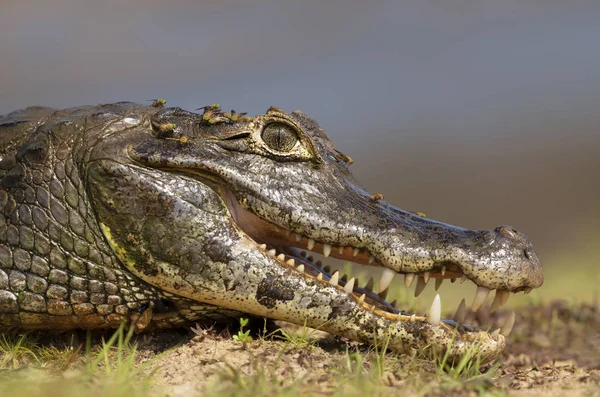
[87,103,543,362]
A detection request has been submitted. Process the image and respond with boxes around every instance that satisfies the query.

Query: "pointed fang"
[379,268,396,293]
[414,276,427,297]
[404,273,415,288]
[501,312,516,337]
[434,277,443,291]
[344,277,356,293]
[471,286,491,312]
[454,298,467,324]
[427,294,441,326]
[296,264,305,273]
[490,290,510,312]
[329,271,339,286]
[323,244,332,258]
[307,239,315,250]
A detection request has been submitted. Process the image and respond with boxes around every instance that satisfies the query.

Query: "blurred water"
[1,0,599,300]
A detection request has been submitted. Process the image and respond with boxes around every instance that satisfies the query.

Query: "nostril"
[495,225,518,239]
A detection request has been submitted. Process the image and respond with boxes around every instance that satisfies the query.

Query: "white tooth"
[427,294,441,326]
[296,264,305,273]
[344,277,356,293]
[471,286,491,312]
[323,244,332,258]
[440,266,446,276]
[316,273,323,281]
[434,277,443,291]
[286,259,295,266]
[329,271,339,286]
[267,249,276,257]
[490,290,510,312]
[409,314,416,322]
[276,254,285,261]
[404,273,415,288]
[259,244,267,251]
[338,246,345,255]
[454,299,467,323]
[423,271,430,283]
[295,233,302,242]
[524,287,532,294]
[460,275,468,284]
[369,255,375,264]
[501,312,516,337]
[307,239,315,250]
[491,328,501,338]
[358,294,366,304]
[414,276,427,297]
[379,268,396,293]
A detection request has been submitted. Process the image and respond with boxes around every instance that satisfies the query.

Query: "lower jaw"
[258,244,516,343]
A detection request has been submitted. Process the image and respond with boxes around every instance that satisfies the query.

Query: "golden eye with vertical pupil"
[261,123,299,152]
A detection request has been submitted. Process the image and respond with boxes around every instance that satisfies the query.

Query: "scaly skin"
[0,102,543,362]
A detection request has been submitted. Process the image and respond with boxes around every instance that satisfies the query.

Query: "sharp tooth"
[409,314,416,322]
[344,277,356,293]
[491,328,501,338]
[460,275,468,284]
[454,299,467,323]
[441,266,446,276]
[450,278,456,283]
[404,273,415,288]
[369,255,375,264]
[471,286,491,312]
[427,294,441,326]
[316,273,323,281]
[353,248,360,257]
[434,277,443,291]
[490,290,510,312]
[501,312,516,337]
[323,244,332,257]
[338,246,345,255]
[276,254,285,261]
[423,271,430,283]
[286,259,295,266]
[524,287,532,294]
[379,268,396,292]
[365,277,374,291]
[329,271,339,286]
[390,300,397,308]
[358,294,366,304]
[296,264,305,273]
[295,233,302,242]
[307,239,315,250]
[378,288,388,300]
[414,276,427,297]
[267,249,276,257]
[259,244,267,251]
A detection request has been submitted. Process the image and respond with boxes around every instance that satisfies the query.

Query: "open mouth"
[226,192,521,342]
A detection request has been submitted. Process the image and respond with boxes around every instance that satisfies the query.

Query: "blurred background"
[1,0,598,312]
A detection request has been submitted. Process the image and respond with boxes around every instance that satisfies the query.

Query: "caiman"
[0,101,543,362]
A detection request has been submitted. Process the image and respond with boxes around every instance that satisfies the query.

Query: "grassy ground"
[0,298,598,397]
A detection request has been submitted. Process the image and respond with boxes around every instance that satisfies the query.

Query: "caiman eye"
[261,123,299,152]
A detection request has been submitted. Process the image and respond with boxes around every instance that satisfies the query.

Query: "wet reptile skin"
[0,102,543,361]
